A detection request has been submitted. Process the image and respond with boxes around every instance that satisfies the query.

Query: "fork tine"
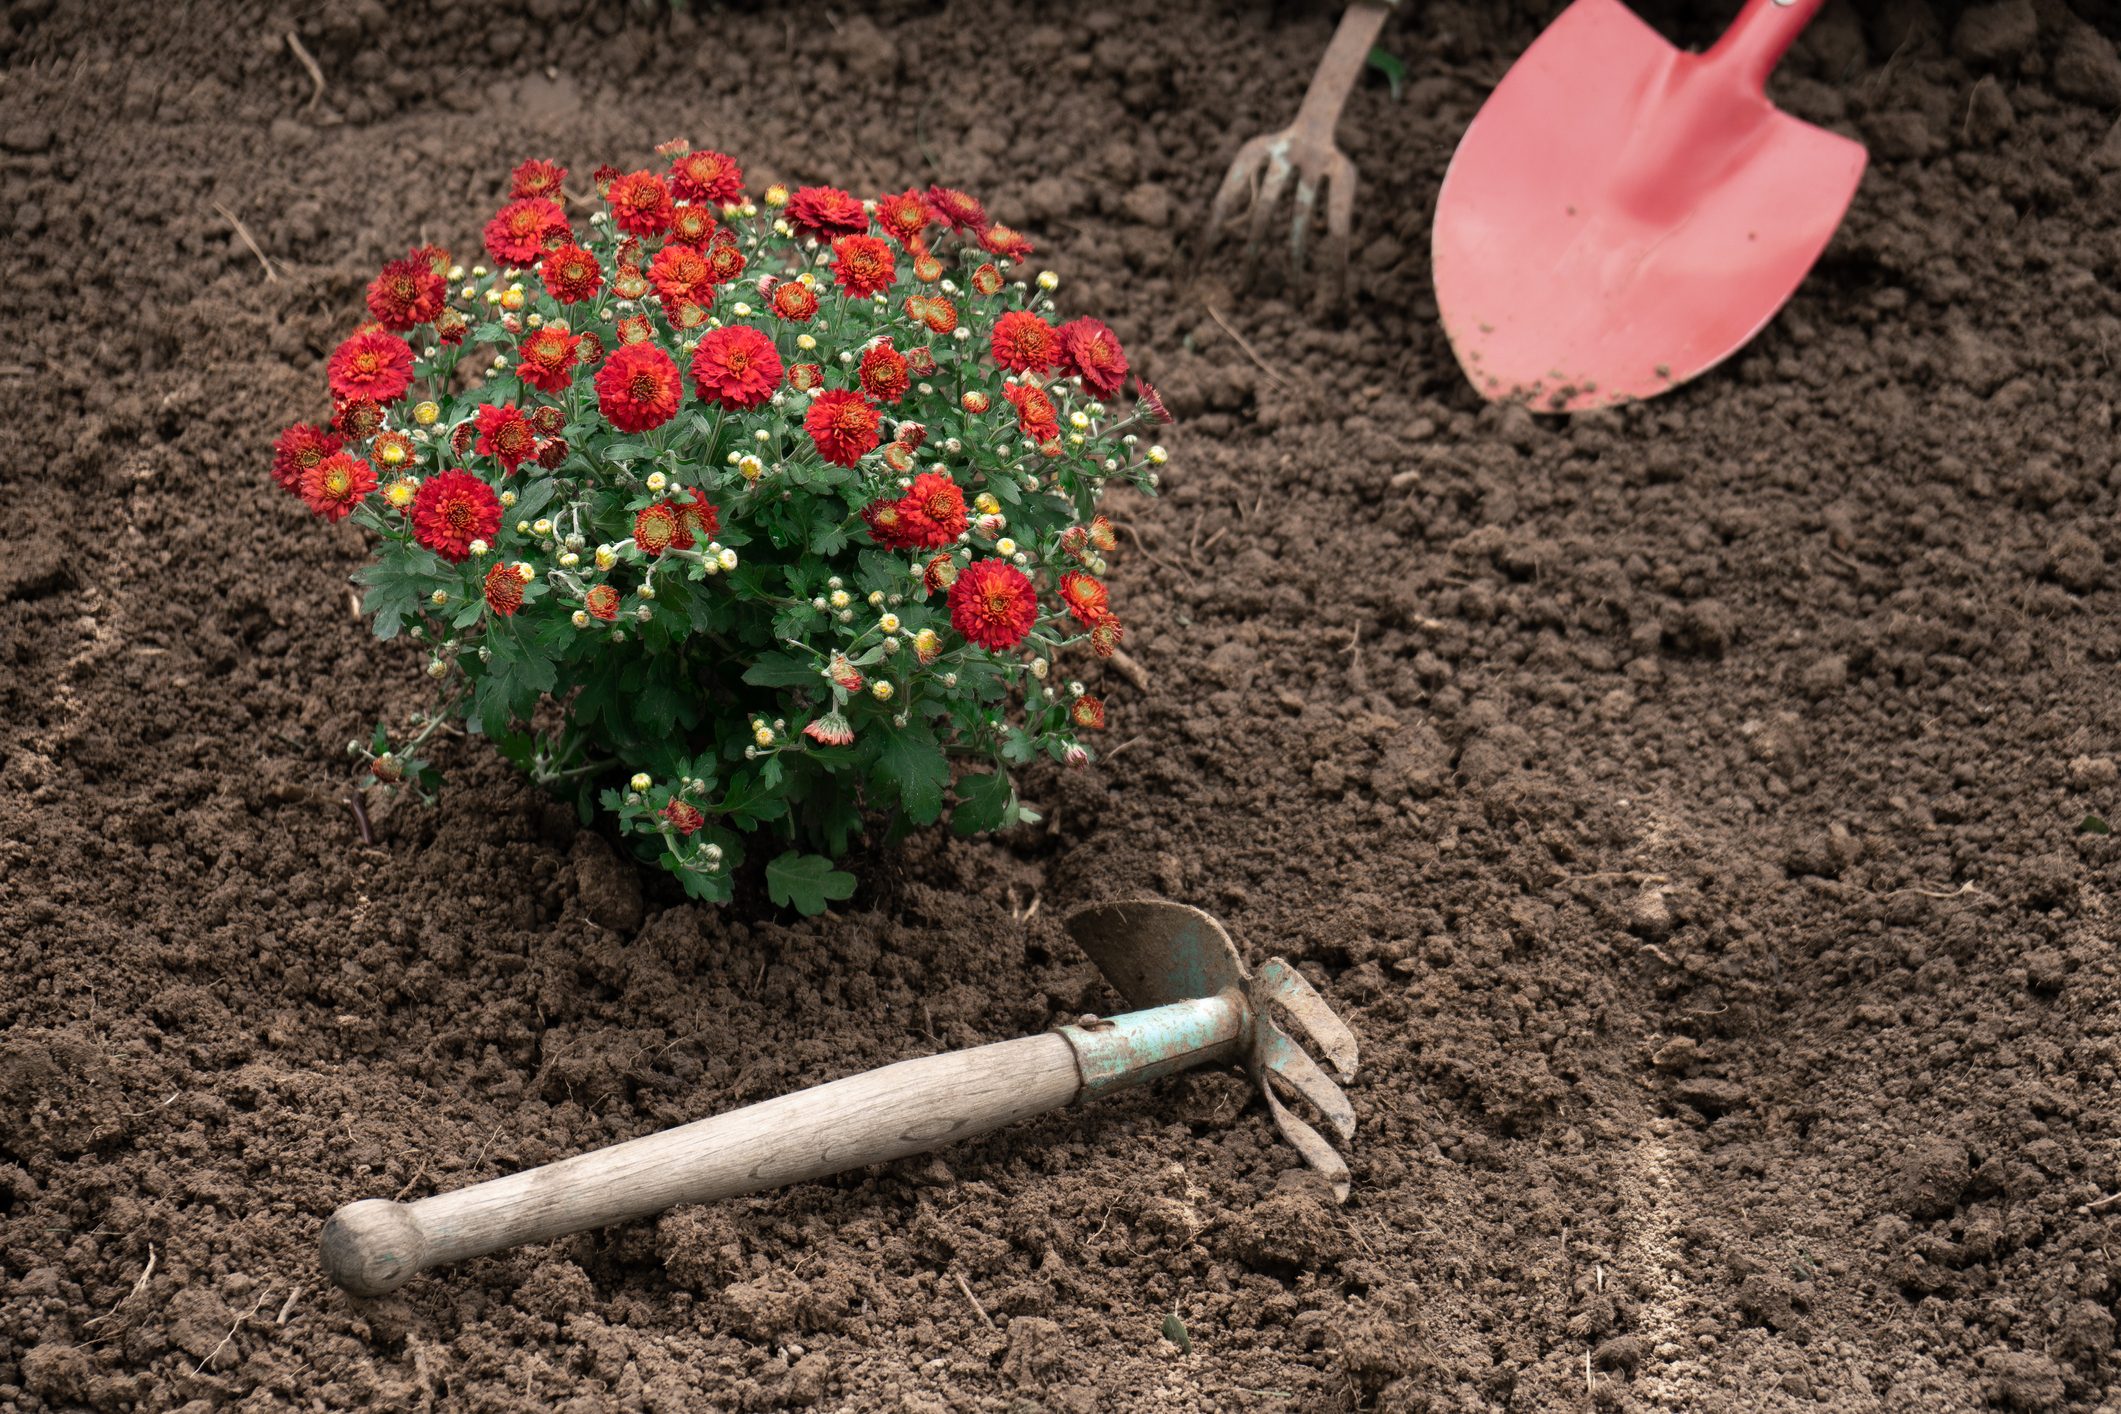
[1257,1021,1355,1143]
[1255,959,1358,1078]
[1290,177,1319,271]
[1206,135,1275,244]
[1245,146,1294,262]
[1324,153,1358,289]
[1260,1081,1352,1203]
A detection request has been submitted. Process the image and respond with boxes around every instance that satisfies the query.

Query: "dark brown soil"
[6,0,2121,1408]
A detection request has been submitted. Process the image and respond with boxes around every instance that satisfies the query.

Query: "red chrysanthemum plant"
[270,144,1171,914]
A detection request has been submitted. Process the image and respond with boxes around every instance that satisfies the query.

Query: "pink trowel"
[1431,0,1866,412]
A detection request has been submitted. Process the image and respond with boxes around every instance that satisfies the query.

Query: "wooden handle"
[321,1031,1083,1296]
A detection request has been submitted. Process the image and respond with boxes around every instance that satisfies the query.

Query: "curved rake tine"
[1206,135,1275,249]
[1290,178,1320,271]
[1255,958,1357,1077]
[1324,153,1358,291]
[1257,1022,1354,1144]
[1245,148,1295,265]
[1261,1081,1352,1203]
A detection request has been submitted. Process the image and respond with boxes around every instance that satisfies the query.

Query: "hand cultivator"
[321,901,1358,1296]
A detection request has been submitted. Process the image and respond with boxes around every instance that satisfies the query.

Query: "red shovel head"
[1433,0,1866,412]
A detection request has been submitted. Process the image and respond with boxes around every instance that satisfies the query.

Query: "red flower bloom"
[327,328,414,404]
[961,389,991,414]
[671,149,744,206]
[435,308,469,345]
[614,314,654,346]
[510,158,567,200]
[606,171,673,236]
[475,404,538,473]
[366,251,448,331]
[541,243,604,305]
[536,436,568,469]
[1087,514,1118,552]
[804,389,882,467]
[771,280,819,322]
[1135,377,1173,424]
[703,235,746,285]
[661,797,706,834]
[649,242,717,307]
[1059,570,1109,625]
[412,470,501,562]
[271,423,342,493]
[591,164,621,195]
[596,342,683,433]
[831,234,896,298]
[633,503,681,556]
[668,204,718,246]
[484,561,525,617]
[898,421,928,451]
[674,491,719,545]
[299,451,375,521]
[949,559,1038,651]
[1088,615,1125,658]
[515,326,580,394]
[980,223,1035,262]
[1071,695,1107,730]
[483,198,570,266]
[990,311,1058,375]
[861,499,933,551]
[691,324,783,410]
[907,293,957,335]
[1058,317,1129,397]
[858,340,909,403]
[1003,381,1059,442]
[874,189,931,246]
[786,184,868,241]
[913,252,944,283]
[903,471,967,542]
[971,263,1003,296]
[923,553,958,594]
[804,710,854,747]
[905,346,937,376]
[925,186,987,233]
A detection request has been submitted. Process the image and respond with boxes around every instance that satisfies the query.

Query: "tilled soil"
[5,0,2121,1409]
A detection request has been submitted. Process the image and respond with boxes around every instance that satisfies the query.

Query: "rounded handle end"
[321,1199,429,1297]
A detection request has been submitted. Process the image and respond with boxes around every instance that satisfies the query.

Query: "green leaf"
[809,520,849,557]
[874,719,949,824]
[766,851,856,916]
[2081,814,2112,836]
[1161,1311,1193,1356]
[743,652,824,689]
[951,770,1014,837]
[1366,45,1406,100]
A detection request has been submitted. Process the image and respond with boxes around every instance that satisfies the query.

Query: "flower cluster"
[273,144,1172,912]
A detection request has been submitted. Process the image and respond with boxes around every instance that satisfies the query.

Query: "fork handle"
[1293,3,1395,136]
[321,995,1247,1296]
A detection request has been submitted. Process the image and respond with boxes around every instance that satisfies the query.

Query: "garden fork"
[1204,1,1397,276]
[321,900,1359,1296]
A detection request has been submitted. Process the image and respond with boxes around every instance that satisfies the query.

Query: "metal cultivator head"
[1064,901,1360,1200]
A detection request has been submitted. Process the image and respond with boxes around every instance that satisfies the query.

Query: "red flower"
[1087,514,1118,552]
[905,346,936,376]
[804,389,882,467]
[804,710,854,747]
[1059,570,1109,625]
[874,189,931,246]
[606,171,674,236]
[668,204,718,247]
[971,263,1003,296]
[1135,377,1173,424]
[271,423,342,493]
[832,234,896,299]
[1003,381,1059,442]
[925,186,987,233]
[475,404,538,473]
[634,503,681,556]
[484,561,526,617]
[949,559,1038,652]
[366,251,447,331]
[1071,696,1107,730]
[591,164,621,195]
[898,421,929,451]
[541,243,604,305]
[771,280,819,322]
[923,553,958,594]
[327,328,414,404]
[596,342,683,433]
[961,389,991,414]
[691,325,783,410]
[510,158,567,200]
[1058,317,1129,398]
[515,326,580,394]
[786,185,868,241]
[1088,615,1125,658]
[671,149,744,206]
[662,798,706,834]
[649,242,717,307]
[787,362,823,392]
[335,396,384,441]
[674,491,719,545]
[980,223,1035,262]
[435,308,469,345]
[614,314,654,346]
[861,499,933,551]
[903,471,967,543]
[907,294,957,335]
[412,470,501,562]
[858,340,909,403]
[299,451,375,521]
[483,198,569,266]
[990,311,1058,375]
[584,584,621,622]
[913,252,944,283]
[703,235,746,285]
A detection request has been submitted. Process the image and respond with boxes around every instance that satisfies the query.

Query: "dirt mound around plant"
[4,0,2121,1408]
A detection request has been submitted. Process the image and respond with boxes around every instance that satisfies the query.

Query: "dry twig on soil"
[284,32,326,111]
[211,202,280,283]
